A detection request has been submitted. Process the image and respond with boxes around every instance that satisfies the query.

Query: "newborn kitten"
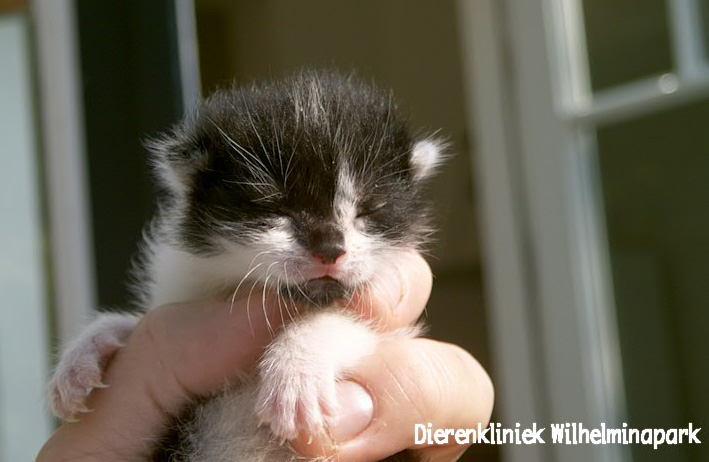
[48,71,444,462]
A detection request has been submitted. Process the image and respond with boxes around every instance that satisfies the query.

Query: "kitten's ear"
[411,138,446,181]
[145,124,207,194]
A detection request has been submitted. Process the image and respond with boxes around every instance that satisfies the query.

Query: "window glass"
[582,0,673,90]
[597,100,709,462]
[698,0,709,62]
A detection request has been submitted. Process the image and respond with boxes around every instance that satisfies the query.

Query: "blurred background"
[0,0,707,461]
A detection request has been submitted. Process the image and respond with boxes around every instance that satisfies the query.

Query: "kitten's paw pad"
[49,332,124,421]
[255,369,338,443]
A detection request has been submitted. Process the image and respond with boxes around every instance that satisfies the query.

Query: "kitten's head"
[148,71,445,306]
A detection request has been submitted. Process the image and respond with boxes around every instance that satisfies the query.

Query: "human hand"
[36,252,493,462]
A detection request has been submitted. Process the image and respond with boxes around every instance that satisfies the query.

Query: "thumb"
[290,338,494,462]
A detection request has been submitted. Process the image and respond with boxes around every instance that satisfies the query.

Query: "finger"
[141,293,287,397]
[291,338,494,462]
[346,251,432,330]
[39,293,286,461]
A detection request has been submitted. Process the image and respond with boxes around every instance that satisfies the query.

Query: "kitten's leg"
[256,312,411,443]
[49,312,140,421]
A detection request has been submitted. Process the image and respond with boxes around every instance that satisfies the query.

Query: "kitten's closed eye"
[357,201,385,218]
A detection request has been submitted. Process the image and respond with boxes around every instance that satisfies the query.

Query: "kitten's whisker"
[274,275,286,327]
[246,278,262,338]
[290,266,316,306]
[281,262,297,322]
[282,262,301,319]
[229,253,272,314]
[261,261,280,337]
[294,284,316,306]
[343,285,358,310]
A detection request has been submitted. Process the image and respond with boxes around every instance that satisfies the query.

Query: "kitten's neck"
[140,239,258,310]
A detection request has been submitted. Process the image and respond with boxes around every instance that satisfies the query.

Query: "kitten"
[48,70,444,462]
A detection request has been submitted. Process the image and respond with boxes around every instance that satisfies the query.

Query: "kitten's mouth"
[281,276,355,307]
[311,275,338,282]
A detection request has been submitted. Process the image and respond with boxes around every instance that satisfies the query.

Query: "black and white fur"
[49,71,444,462]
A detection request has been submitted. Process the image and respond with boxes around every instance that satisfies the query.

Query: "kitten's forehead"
[208,82,413,212]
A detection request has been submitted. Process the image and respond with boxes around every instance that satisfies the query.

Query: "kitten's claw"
[255,367,338,443]
[48,314,138,421]
[76,404,94,414]
[49,358,104,421]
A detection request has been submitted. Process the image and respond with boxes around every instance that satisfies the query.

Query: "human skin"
[36,253,494,462]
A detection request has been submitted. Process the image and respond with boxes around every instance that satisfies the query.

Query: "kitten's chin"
[282,277,356,307]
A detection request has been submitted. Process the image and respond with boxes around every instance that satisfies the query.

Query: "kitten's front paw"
[255,365,338,443]
[49,331,125,421]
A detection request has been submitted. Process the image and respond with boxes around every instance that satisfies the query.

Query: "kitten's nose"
[307,223,346,264]
[312,247,347,265]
